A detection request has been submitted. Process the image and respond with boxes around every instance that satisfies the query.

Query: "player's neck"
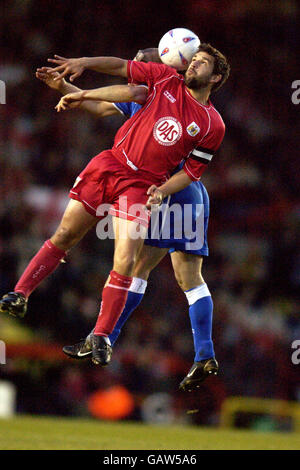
[187,87,211,106]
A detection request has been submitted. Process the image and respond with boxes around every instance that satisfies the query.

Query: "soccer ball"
[158,28,200,71]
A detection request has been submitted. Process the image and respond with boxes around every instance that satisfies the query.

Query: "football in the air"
[158,28,201,70]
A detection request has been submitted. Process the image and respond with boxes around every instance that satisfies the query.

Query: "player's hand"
[146,185,164,209]
[46,55,85,82]
[55,91,86,112]
[134,48,161,64]
[35,67,66,91]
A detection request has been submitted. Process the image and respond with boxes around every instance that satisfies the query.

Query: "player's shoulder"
[185,95,224,138]
[203,101,225,141]
[153,63,182,79]
[128,60,181,88]
[209,102,225,127]
[129,59,178,76]
[199,103,225,151]
[136,60,182,81]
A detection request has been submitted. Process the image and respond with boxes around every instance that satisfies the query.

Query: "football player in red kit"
[0,44,230,367]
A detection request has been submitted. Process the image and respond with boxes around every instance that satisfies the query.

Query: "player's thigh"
[112,217,148,276]
[51,199,97,248]
[133,244,169,280]
[170,251,204,291]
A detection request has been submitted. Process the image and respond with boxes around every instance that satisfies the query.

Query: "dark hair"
[198,43,230,92]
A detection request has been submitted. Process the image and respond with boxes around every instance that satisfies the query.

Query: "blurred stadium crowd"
[0,0,299,426]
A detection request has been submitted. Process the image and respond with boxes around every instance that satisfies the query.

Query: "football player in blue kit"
[34,50,219,391]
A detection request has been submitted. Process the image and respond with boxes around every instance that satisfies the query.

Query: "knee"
[132,257,153,280]
[133,263,150,281]
[174,271,204,292]
[177,278,189,292]
[51,225,81,251]
[113,252,136,276]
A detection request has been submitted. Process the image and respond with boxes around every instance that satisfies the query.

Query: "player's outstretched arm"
[36,68,82,94]
[36,67,119,117]
[46,55,128,82]
[55,84,147,113]
[146,170,193,208]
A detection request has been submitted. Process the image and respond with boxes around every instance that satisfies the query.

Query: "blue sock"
[185,283,215,362]
[108,277,147,346]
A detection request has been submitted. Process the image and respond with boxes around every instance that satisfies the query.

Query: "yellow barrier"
[220,396,300,432]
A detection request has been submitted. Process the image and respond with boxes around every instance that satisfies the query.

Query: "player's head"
[184,43,230,93]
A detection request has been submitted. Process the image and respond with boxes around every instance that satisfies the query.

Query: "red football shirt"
[111,60,225,183]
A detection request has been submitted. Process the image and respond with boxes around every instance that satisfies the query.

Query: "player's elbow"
[127,85,147,105]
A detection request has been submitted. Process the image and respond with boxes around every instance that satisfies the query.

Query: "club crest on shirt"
[186,122,200,137]
[153,116,182,146]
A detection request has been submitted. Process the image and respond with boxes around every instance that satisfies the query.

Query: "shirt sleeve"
[113,101,143,118]
[183,123,225,181]
[127,60,177,89]
[113,102,133,117]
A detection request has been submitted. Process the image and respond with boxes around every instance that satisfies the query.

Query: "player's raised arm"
[36,67,119,117]
[55,84,147,112]
[36,67,87,94]
[47,55,128,82]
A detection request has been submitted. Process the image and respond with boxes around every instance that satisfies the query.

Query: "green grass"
[0,415,299,450]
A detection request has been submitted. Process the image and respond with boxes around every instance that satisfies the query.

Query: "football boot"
[91,334,112,366]
[179,358,219,391]
[62,336,92,359]
[0,292,27,318]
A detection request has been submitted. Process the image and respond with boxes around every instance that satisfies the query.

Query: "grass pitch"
[0,415,298,450]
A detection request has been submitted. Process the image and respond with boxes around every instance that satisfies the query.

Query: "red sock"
[94,270,132,336]
[14,240,66,298]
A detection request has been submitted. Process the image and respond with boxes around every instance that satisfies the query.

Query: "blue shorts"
[144,180,209,256]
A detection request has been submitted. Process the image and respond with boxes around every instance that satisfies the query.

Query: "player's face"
[184,51,215,90]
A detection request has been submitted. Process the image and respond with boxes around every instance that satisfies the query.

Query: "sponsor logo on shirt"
[153,116,182,146]
[186,122,200,137]
[163,90,176,103]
